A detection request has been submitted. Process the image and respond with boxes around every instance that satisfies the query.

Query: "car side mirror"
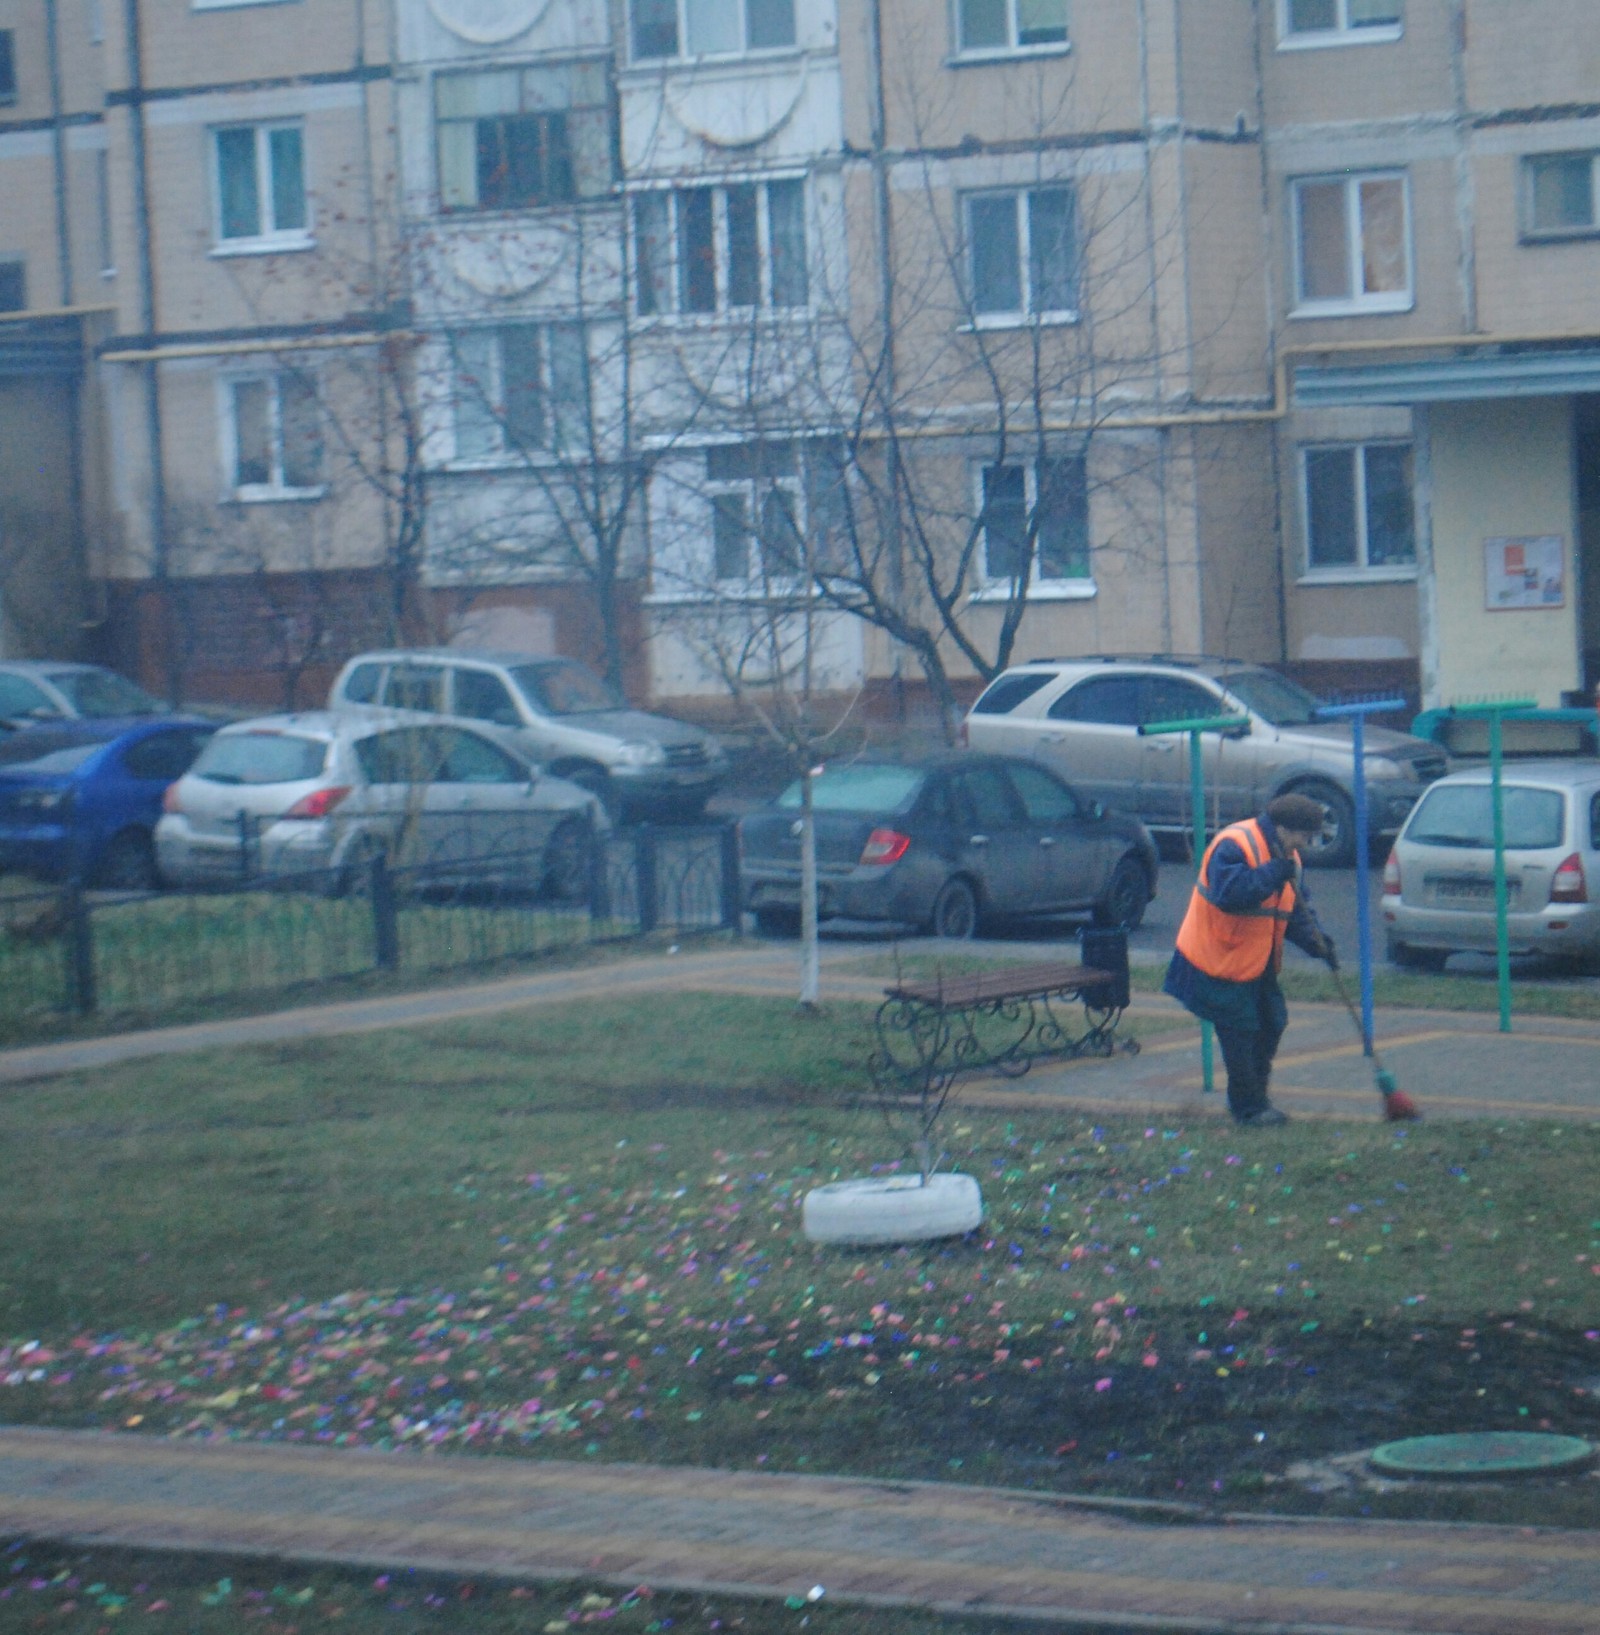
[1087,799,1106,820]
[1224,720,1252,740]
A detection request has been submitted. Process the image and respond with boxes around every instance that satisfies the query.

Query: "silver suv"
[328,650,726,821]
[964,657,1446,866]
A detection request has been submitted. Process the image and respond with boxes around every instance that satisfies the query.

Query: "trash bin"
[1079,925,1130,1010]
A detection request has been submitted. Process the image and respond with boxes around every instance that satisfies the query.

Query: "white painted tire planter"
[802,1173,983,1246]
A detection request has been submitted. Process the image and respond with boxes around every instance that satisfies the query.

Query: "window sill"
[1297,567,1417,586]
[946,43,1071,68]
[1288,295,1413,320]
[437,197,612,221]
[194,0,296,9]
[622,45,807,75]
[1277,27,1402,49]
[644,583,813,606]
[962,310,1080,332]
[228,485,325,504]
[1520,227,1600,246]
[210,234,315,258]
[968,580,1096,603]
[634,306,815,327]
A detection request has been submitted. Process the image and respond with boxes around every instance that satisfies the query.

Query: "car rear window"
[192,732,328,786]
[341,662,383,704]
[1406,784,1565,850]
[776,766,923,814]
[971,673,1053,715]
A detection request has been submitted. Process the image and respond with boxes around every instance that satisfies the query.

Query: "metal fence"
[0,820,739,1030]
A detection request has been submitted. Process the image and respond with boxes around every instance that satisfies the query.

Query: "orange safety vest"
[1174,818,1297,983]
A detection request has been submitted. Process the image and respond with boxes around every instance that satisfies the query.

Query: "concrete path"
[3,1427,1598,1635]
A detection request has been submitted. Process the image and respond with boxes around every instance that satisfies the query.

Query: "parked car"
[738,754,1158,939]
[0,717,215,888]
[155,711,605,898]
[327,650,726,822]
[1381,759,1600,971]
[964,656,1447,866]
[0,661,168,727]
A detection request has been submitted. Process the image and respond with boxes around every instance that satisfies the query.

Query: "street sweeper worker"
[1163,792,1338,1128]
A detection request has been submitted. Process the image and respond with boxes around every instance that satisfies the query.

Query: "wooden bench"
[867,955,1138,1107]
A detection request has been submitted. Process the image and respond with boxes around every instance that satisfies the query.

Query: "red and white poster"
[1484,535,1564,611]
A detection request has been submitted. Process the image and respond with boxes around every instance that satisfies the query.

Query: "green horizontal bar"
[1441,698,1537,716]
[1138,714,1250,737]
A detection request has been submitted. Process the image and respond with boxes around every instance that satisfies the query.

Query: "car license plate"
[1430,876,1515,903]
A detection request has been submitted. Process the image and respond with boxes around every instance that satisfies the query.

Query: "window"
[634,179,807,315]
[96,149,115,276]
[0,30,15,103]
[704,438,844,584]
[0,674,55,719]
[1524,152,1600,239]
[1141,677,1218,727]
[0,262,24,314]
[966,187,1076,320]
[1281,0,1401,42]
[956,0,1067,56]
[342,662,383,704]
[1007,762,1079,821]
[436,63,611,214]
[381,666,447,714]
[631,0,795,61]
[213,122,308,248]
[121,730,209,783]
[971,672,1053,715]
[225,373,322,498]
[451,325,588,460]
[978,457,1089,586]
[454,670,522,728]
[1291,172,1410,314]
[1048,676,1142,726]
[953,766,1023,829]
[1301,442,1415,573]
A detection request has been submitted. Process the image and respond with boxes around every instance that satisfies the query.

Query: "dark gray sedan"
[739,755,1158,939]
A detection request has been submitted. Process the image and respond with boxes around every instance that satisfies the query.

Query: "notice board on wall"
[1485,535,1565,611]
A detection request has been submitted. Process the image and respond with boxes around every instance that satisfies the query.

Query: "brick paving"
[4,1428,1600,1634]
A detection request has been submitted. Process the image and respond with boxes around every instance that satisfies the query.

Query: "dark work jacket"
[1162,812,1329,1033]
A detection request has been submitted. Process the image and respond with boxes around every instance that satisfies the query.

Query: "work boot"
[1235,1105,1289,1128]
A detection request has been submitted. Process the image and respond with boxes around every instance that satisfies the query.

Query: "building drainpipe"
[45,0,74,307]
[124,0,165,585]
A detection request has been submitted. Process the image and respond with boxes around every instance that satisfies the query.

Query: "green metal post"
[1189,727,1214,1093]
[1489,711,1512,1033]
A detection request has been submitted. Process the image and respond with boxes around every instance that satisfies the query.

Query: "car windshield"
[776,765,924,814]
[0,741,103,775]
[46,668,164,717]
[511,661,623,716]
[1406,784,1565,849]
[192,732,328,786]
[1219,668,1322,726]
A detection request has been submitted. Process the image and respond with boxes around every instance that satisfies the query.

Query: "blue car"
[0,717,215,889]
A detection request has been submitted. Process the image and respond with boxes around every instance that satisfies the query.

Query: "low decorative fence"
[0,821,740,1034]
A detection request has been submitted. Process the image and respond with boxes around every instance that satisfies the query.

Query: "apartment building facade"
[2,1,1597,717]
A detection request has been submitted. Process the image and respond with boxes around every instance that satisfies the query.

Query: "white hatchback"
[1382,759,1600,971]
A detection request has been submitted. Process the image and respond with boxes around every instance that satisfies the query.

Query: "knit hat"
[1266,793,1326,833]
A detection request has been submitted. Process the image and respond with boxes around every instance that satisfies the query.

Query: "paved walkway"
[4,1427,1599,1635]
[3,939,1597,1127]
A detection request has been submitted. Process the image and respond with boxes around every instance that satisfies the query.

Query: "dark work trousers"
[1213,982,1286,1120]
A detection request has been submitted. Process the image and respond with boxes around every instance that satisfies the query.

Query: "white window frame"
[631,177,809,318]
[630,0,797,63]
[1298,439,1417,582]
[220,371,323,502]
[447,324,587,466]
[969,457,1094,601]
[1521,151,1600,242]
[952,0,1070,61]
[210,120,311,254]
[192,0,297,10]
[963,185,1079,328]
[1289,170,1411,318]
[1277,0,1402,49]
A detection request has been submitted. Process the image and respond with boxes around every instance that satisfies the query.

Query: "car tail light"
[162,784,183,814]
[282,786,351,820]
[1382,849,1401,895]
[860,827,911,866]
[1550,852,1587,904]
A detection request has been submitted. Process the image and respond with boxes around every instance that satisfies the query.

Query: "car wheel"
[541,818,592,904]
[929,876,979,940]
[93,829,159,892]
[1386,935,1449,972]
[753,906,800,938]
[1093,855,1150,931]
[1292,780,1357,869]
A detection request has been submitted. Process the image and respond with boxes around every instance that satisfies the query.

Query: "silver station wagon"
[1382,759,1600,971]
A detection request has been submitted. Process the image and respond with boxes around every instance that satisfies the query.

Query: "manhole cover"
[1369,1432,1595,1478]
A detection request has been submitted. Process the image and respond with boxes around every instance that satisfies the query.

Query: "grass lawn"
[2,991,1598,1540]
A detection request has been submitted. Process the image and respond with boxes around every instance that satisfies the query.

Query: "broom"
[1328,963,1419,1120]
